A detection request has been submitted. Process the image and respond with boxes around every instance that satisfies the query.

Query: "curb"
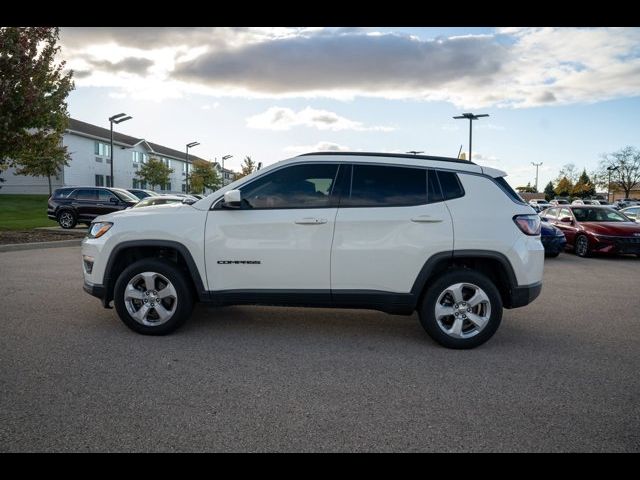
[0,238,83,252]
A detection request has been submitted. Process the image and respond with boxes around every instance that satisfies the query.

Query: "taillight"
[513,214,541,235]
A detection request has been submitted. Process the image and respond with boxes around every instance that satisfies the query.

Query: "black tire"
[545,250,560,258]
[113,258,194,335]
[418,269,503,349]
[57,210,77,229]
[574,234,591,257]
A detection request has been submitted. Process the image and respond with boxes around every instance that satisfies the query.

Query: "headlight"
[88,222,113,239]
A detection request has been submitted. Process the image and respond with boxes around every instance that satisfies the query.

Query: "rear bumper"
[507,281,542,309]
[541,235,566,254]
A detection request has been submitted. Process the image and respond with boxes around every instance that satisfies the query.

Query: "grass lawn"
[0,194,58,230]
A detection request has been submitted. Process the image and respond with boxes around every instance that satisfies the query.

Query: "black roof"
[297,151,476,165]
[67,118,206,163]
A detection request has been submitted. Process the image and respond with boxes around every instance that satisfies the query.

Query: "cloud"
[61,27,640,108]
[247,107,394,131]
[173,33,505,96]
[85,57,154,75]
[284,142,351,155]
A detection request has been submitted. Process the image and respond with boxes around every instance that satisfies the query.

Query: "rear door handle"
[411,215,443,223]
[295,217,328,225]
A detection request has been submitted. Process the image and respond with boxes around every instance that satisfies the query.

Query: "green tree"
[135,157,173,190]
[0,27,74,192]
[554,177,573,198]
[543,181,555,201]
[571,169,595,198]
[598,146,640,199]
[516,182,537,193]
[188,159,221,194]
[235,156,257,180]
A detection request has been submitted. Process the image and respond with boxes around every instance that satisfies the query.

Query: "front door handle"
[295,217,328,225]
[411,215,443,223]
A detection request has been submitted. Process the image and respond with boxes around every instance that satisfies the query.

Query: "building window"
[164,182,171,191]
[133,179,139,189]
[95,156,103,163]
[182,184,186,193]
[95,174,104,187]
[182,162,187,175]
[162,157,171,167]
[132,151,148,164]
[95,141,111,157]
[106,176,113,188]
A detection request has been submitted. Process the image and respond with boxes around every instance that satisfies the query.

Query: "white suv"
[82,152,544,349]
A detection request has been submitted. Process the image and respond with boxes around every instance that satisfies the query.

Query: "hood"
[94,202,189,223]
[581,221,640,236]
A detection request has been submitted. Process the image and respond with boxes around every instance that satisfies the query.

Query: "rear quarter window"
[493,177,526,204]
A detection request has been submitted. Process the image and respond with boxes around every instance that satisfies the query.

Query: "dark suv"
[48,187,139,229]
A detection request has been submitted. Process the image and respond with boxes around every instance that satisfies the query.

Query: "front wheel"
[418,269,503,349]
[113,258,194,335]
[574,235,590,257]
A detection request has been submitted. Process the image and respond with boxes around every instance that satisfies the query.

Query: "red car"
[540,205,640,257]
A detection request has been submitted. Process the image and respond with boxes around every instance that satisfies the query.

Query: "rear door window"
[75,189,97,201]
[436,171,465,201]
[343,164,426,207]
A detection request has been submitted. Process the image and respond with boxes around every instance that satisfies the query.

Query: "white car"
[529,199,551,212]
[621,206,640,222]
[81,152,544,349]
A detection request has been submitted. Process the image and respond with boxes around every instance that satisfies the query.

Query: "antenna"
[457,145,463,159]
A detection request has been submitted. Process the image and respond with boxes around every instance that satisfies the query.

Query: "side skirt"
[206,289,416,315]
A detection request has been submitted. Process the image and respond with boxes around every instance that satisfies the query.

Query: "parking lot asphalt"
[1,247,639,452]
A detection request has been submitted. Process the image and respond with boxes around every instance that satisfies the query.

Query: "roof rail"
[297,151,476,165]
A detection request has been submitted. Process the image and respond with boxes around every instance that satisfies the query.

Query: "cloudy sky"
[60,27,640,189]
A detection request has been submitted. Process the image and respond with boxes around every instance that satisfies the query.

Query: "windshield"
[112,188,140,202]
[572,207,631,223]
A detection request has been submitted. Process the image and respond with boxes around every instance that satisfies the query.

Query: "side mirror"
[223,189,242,208]
[559,216,573,223]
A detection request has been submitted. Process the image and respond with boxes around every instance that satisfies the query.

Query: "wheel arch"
[102,240,208,307]
[411,250,520,309]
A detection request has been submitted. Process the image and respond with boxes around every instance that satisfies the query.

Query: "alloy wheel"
[124,271,178,326]
[434,282,492,339]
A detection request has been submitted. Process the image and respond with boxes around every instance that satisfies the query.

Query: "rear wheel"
[574,235,590,257]
[114,258,194,335]
[57,210,77,229]
[418,269,503,349]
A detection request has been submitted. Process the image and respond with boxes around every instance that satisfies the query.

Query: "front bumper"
[592,236,640,255]
[83,280,105,299]
[508,281,543,309]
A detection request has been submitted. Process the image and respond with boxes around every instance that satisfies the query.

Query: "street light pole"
[453,113,489,161]
[607,165,619,203]
[108,113,132,187]
[531,162,543,191]
[185,141,200,193]
[221,155,233,186]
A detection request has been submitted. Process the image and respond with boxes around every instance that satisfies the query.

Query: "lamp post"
[531,162,543,191]
[221,154,233,186]
[607,165,619,203]
[185,141,200,193]
[453,112,489,162]
[109,113,132,187]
